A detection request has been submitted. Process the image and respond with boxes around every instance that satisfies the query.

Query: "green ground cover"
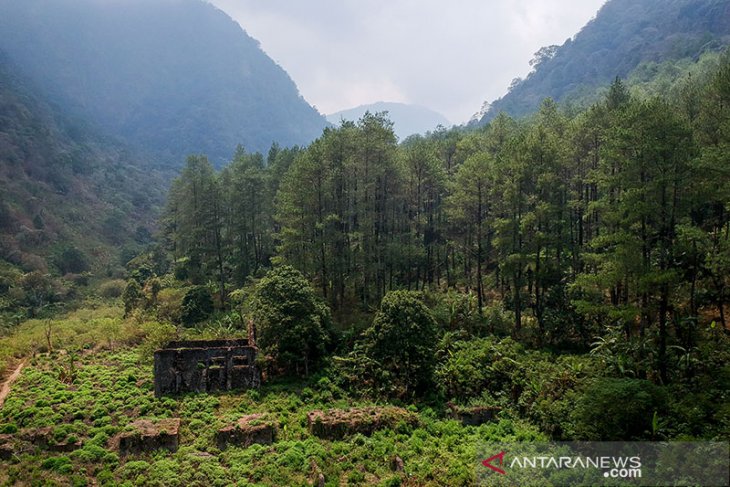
[0,347,541,486]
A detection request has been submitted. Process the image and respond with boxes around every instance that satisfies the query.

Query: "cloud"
[209,0,605,123]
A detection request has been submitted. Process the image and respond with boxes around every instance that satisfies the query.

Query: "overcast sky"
[209,0,606,124]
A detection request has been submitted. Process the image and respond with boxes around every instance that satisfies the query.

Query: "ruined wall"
[153,339,260,397]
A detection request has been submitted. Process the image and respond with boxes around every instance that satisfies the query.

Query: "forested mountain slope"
[479,0,730,122]
[0,54,163,278]
[0,0,328,166]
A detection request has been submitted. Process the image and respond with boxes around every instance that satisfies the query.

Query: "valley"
[0,0,729,485]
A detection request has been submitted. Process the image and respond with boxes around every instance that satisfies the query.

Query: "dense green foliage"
[0,0,327,165]
[249,266,332,376]
[0,297,724,485]
[1,3,729,483]
[572,378,667,440]
[0,341,544,486]
[180,286,214,326]
[147,55,730,450]
[165,57,730,382]
[360,291,439,397]
[479,0,730,122]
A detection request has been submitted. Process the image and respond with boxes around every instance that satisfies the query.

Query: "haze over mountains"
[327,102,451,140]
[478,0,730,123]
[0,0,328,167]
[0,0,729,276]
[0,53,163,274]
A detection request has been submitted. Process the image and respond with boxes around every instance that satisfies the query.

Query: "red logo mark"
[482,451,507,475]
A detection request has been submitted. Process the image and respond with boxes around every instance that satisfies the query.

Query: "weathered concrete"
[16,427,80,452]
[1,432,44,458]
[153,339,260,397]
[216,413,276,449]
[449,405,500,426]
[21,426,52,448]
[118,418,180,456]
[307,407,418,440]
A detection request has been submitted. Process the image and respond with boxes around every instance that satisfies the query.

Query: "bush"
[53,246,89,274]
[180,286,214,326]
[19,271,55,311]
[248,266,332,376]
[571,378,667,440]
[430,290,483,333]
[144,277,162,307]
[139,321,178,359]
[435,334,522,400]
[98,279,126,299]
[122,279,142,317]
[361,290,439,397]
[42,455,73,474]
[156,287,185,323]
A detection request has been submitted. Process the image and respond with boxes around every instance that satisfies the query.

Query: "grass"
[2,299,726,484]
[0,344,543,486]
[0,303,131,363]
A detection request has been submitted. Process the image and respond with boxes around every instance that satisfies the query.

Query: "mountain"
[0,53,164,276]
[478,0,730,123]
[0,0,328,166]
[328,102,451,140]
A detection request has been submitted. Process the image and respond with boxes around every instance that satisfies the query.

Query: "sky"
[209,0,606,125]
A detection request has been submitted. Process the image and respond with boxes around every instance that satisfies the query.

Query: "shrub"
[435,334,522,400]
[54,246,89,274]
[248,266,332,376]
[361,290,439,397]
[430,290,483,333]
[98,279,126,299]
[121,460,151,479]
[122,280,142,317]
[19,271,55,311]
[138,321,178,361]
[571,378,667,440]
[156,287,185,323]
[42,455,73,474]
[180,286,214,326]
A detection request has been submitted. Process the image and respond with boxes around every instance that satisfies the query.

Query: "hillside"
[0,2,728,485]
[0,53,163,279]
[327,102,451,140]
[479,0,730,122]
[0,0,328,166]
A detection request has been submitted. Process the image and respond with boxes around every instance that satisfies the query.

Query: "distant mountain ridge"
[328,102,451,140]
[0,0,328,166]
[479,0,730,123]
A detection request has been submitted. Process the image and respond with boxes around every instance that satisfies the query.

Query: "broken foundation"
[118,419,180,456]
[153,339,260,397]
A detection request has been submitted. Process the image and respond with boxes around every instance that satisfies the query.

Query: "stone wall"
[153,339,260,397]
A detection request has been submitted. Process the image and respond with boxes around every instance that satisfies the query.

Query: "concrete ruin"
[153,339,260,397]
[447,403,501,426]
[118,418,180,456]
[216,413,276,449]
[18,426,81,452]
[452,405,500,426]
[307,407,419,440]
